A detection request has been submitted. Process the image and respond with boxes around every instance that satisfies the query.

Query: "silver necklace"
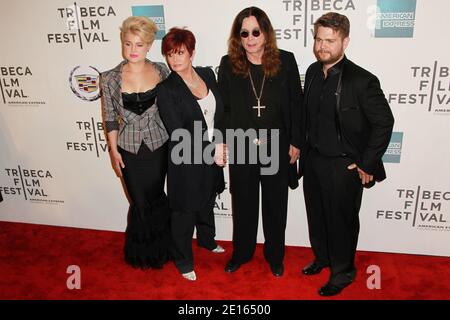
[248,71,266,117]
[183,70,200,89]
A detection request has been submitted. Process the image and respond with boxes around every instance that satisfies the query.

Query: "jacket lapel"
[170,71,207,126]
[304,62,320,110]
[110,59,159,110]
[196,68,223,124]
[109,62,124,108]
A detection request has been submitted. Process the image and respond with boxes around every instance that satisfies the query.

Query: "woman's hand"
[289,145,300,164]
[214,143,228,167]
[110,150,125,177]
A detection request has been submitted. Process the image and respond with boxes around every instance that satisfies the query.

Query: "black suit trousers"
[303,149,363,286]
[229,135,289,266]
[171,193,218,273]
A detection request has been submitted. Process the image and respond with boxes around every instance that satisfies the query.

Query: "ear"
[343,37,350,50]
[190,49,196,61]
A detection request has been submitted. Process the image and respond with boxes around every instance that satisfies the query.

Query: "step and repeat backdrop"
[1,0,449,256]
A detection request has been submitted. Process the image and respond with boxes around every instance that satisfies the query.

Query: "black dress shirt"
[308,58,345,157]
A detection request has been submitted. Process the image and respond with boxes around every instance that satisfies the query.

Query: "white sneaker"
[212,245,225,253]
[182,271,197,281]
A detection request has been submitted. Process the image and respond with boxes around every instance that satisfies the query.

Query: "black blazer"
[218,50,303,188]
[157,67,225,211]
[301,56,394,183]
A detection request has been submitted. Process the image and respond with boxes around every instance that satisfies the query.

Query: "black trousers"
[303,149,363,287]
[171,193,218,274]
[228,135,289,266]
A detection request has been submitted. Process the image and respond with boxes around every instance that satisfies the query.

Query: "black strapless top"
[122,88,157,115]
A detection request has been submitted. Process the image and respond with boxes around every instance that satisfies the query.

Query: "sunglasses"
[240,29,261,38]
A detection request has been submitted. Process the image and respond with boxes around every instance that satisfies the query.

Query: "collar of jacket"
[305,55,348,94]
[323,54,347,77]
[167,67,213,90]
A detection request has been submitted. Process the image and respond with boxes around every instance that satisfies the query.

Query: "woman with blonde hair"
[101,16,171,269]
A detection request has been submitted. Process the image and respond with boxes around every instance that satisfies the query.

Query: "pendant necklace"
[249,70,266,117]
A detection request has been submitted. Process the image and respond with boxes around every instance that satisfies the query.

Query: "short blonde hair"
[120,16,158,44]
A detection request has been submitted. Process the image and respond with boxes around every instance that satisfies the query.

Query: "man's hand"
[347,163,373,185]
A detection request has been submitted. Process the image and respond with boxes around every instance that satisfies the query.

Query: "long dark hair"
[228,6,280,77]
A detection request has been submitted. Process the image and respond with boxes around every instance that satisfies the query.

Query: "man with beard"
[300,12,394,296]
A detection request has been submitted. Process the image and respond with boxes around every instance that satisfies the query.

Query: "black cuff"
[105,121,119,132]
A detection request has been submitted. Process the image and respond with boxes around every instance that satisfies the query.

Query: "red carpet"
[0,221,448,300]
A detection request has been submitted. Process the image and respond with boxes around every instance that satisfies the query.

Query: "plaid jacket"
[100,60,170,154]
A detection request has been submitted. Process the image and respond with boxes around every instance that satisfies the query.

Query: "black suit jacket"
[218,50,303,188]
[157,67,225,211]
[301,56,394,183]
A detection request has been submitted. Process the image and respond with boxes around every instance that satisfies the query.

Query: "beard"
[314,49,344,65]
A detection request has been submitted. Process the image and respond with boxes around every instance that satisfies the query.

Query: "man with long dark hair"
[218,6,302,277]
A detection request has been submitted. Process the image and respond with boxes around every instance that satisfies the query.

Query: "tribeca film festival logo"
[66,118,107,157]
[388,62,450,114]
[47,3,116,49]
[214,181,230,218]
[69,66,101,101]
[376,186,450,232]
[372,0,417,38]
[0,66,46,107]
[382,132,403,163]
[276,0,356,46]
[132,5,166,40]
[0,166,64,205]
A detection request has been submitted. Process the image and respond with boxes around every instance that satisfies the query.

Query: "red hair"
[161,27,196,56]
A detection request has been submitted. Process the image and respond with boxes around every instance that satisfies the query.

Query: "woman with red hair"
[157,27,226,281]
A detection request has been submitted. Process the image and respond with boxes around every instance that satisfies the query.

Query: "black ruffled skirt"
[124,194,171,269]
[119,142,172,269]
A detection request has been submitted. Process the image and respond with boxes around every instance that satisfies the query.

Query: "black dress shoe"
[224,260,241,273]
[302,261,326,275]
[270,264,284,277]
[318,283,344,296]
